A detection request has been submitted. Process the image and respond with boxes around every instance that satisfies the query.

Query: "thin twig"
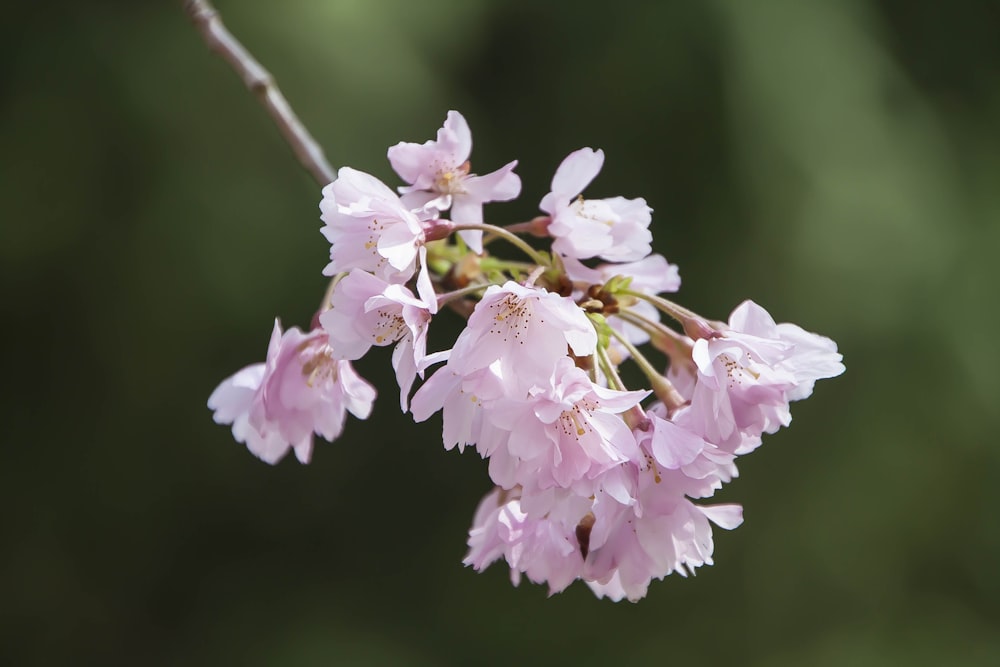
[184,0,336,186]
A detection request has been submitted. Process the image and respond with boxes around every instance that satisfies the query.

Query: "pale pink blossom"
[320,269,433,410]
[319,167,436,307]
[540,148,652,262]
[208,321,376,464]
[464,487,585,596]
[484,357,647,496]
[685,300,844,451]
[208,363,293,463]
[447,281,597,392]
[464,462,743,601]
[387,110,521,253]
[584,470,744,602]
[730,302,846,401]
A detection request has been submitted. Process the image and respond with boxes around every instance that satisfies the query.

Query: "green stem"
[478,257,538,274]
[607,327,686,410]
[436,283,488,309]
[597,345,647,429]
[621,290,718,340]
[617,309,694,356]
[451,223,549,268]
[597,346,627,392]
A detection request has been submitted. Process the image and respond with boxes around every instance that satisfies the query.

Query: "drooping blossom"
[584,479,744,602]
[208,321,377,464]
[465,486,586,596]
[464,456,743,602]
[319,167,436,307]
[685,300,844,451]
[540,148,652,262]
[320,269,433,410]
[388,110,521,253]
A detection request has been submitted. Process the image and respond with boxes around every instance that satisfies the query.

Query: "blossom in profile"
[208,321,376,464]
[584,486,744,602]
[464,486,586,596]
[686,300,845,450]
[388,110,521,252]
[540,148,652,263]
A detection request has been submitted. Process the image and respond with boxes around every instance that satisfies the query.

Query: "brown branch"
[183,0,336,186]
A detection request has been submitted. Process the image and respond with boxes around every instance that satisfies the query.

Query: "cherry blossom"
[540,148,652,262]
[319,167,436,307]
[388,110,521,253]
[686,300,844,450]
[464,487,585,595]
[483,358,647,495]
[320,269,434,410]
[208,321,376,464]
[446,281,597,392]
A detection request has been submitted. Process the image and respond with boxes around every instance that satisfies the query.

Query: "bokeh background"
[3,1,998,664]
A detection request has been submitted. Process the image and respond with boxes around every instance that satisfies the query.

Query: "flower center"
[300,346,339,387]
[719,353,760,388]
[372,308,407,346]
[487,294,532,344]
[434,160,470,194]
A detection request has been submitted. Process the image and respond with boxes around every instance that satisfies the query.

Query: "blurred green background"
[3,1,998,665]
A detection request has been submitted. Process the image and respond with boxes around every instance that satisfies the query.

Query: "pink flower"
[540,148,652,262]
[484,358,647,496]
[464,487,586,596]
[207,363,293,463]
[387,110,521,253]
[463,460,744,601]
[685,300,844,451]
[208,321,377,464]
[447,281,597,392]
[319,167,436,307]
[320,269,434,410]
[584,470,744,602]
[728,302,845,405]
[588,501,744,602]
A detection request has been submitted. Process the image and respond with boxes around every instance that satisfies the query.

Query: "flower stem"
[451,223,549,268]
[437,283,488,309]
[621,290,719,340]
[617,309,694,358]
[607,327,686,410]
[596,346,627,392]
[596,346,647,429]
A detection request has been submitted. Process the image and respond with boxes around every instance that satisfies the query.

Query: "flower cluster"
[209,111,844,601]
